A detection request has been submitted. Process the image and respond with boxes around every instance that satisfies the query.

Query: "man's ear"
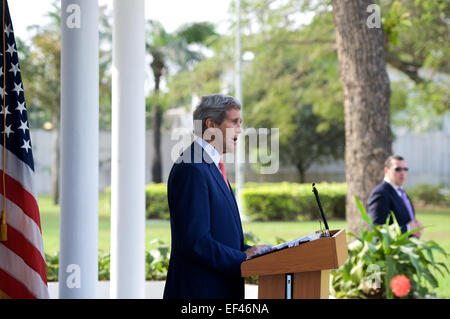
[384,167,389,175]
[205,118,216,129]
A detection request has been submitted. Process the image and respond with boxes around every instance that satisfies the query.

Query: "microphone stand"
[312,183,331,237]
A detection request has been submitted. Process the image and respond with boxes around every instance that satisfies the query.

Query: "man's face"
[384,159,408,187]
[217,108,242,154]
[205,108,242,154]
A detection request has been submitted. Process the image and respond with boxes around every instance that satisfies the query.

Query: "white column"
[110,0,146,298]
[234,0,245,216]
[59,0,99,298]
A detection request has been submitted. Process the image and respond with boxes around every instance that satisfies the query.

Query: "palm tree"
[23,1,61,204]
[22,3,113,204]
[146,21,217,182]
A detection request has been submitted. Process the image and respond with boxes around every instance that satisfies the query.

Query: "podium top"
[241,229,348,277]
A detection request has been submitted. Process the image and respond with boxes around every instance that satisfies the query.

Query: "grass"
[38,194,450,298]
[39,193,171,254]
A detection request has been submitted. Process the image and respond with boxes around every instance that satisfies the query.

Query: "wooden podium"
[241,229,348,299]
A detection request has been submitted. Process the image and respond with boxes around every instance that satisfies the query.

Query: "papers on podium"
[247,232,322,260]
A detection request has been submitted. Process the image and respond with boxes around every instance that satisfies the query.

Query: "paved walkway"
[48,281,259,299]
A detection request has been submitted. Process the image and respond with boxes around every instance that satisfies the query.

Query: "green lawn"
[38,194,450,298]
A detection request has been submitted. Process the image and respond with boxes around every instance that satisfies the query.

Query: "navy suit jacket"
[367,181,415,233]
[163,142,250,299]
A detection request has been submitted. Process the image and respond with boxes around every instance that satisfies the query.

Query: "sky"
[9,0,233,41]
[7,0,313,94]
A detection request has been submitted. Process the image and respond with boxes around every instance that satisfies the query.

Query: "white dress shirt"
[384,176,403,197]
[195,137,221,172]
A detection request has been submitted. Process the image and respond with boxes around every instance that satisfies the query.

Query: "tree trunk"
[297,163,306,183]
[331,0,392,236]
[151,64,163,183]
[151,103,162,183]
[51,114,60,205]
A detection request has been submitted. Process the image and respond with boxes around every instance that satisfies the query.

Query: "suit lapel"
[192,143,240,209]
[209,165,241,217]
[208,162,244,236]
[190,142,244,237]
[191,142,231,199]
[384,182,410,218]
[227,182,245,240]
[228,181,242,221]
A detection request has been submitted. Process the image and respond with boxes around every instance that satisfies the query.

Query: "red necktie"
[219,158,230,191]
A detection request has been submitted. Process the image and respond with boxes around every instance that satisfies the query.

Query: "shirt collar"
[384,176,402,196]
[195,137,221,169]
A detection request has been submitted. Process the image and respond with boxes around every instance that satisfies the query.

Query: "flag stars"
[0,105,11,118]
[12,82,23,96]
[18,120,29,134]
[9,63,20,77]
[1,7,35,171]
[5,24,14,38]
[16,101,26,115]
[0,86,6,99]
[2,125,14,138]
[5,43,17,57]
[21,139,31,153]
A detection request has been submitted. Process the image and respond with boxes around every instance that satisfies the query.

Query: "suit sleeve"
[169,163,247,277]
[367,188,390,227]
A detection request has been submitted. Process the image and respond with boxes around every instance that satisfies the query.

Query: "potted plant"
[331,196,448,298]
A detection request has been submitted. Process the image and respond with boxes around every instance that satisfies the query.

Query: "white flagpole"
[235,0,245,217]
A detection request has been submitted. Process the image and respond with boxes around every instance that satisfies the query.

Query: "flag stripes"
[0,0,48,299]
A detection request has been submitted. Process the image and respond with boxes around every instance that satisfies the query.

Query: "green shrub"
[98,252,110,281]
[241,182,346,221]
[45,252,59,282]
[243,231,260,246]
[45,240,171,282]
[331,196,449,299]
[108,182,346,221]
[104,184,169,219]
[145,183,169,219]
[407,184,450,206]
[145,239,170,281]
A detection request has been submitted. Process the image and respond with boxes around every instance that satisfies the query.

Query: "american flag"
[0,0,49,299]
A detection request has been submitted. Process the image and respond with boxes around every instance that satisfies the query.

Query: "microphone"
[312,183,330,234]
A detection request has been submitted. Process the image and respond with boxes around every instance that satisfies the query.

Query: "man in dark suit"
[367,155,423,237]
[163,94,267,299]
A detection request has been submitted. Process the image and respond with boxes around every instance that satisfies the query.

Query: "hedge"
[145,183,170,219]
[105,184,170,220]
[139,182,346,221]
[241,182,346,221]
[107,182,346,220]
[407,184,450,206]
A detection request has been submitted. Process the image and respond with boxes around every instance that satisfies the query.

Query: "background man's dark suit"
[163,142,250,299]
[367,181,415,233]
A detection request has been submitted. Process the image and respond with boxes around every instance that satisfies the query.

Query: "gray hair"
[193,94,241,136]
